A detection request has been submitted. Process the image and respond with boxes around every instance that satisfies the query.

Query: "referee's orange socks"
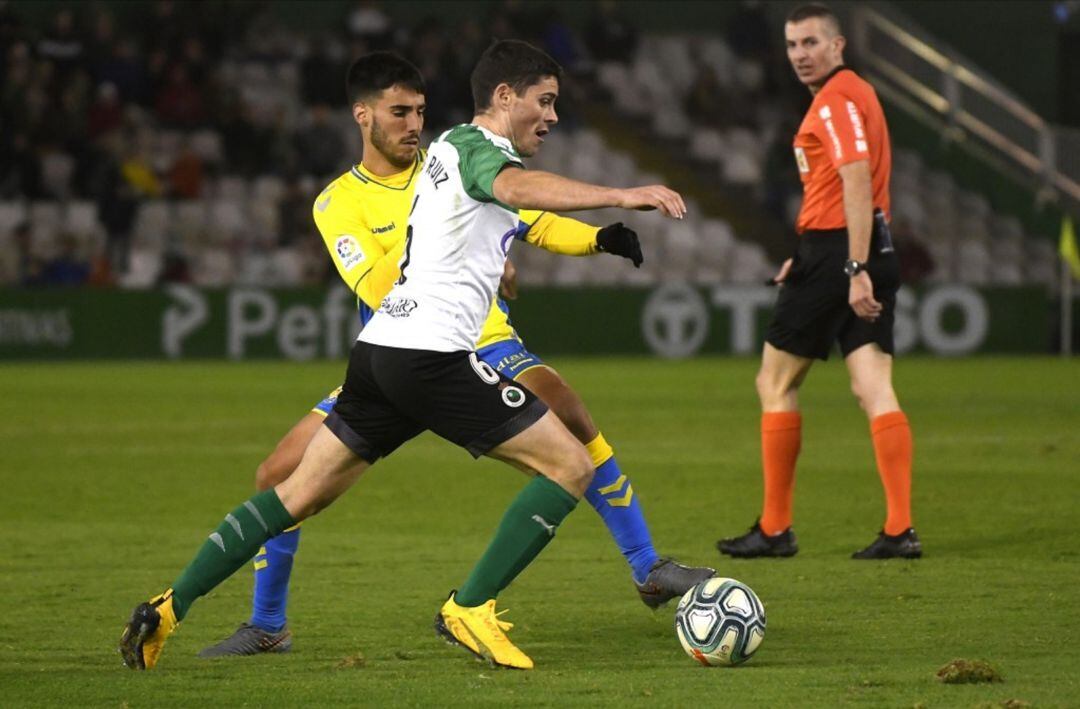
[870,411,913,535]
[759,412,802,536]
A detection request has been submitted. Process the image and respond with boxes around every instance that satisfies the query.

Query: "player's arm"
[838,159,880,322]
[493,167,686,219]
[812,93,881,321]
[519,210,643,267]
[838,160,873,264]
[315,200,403,311]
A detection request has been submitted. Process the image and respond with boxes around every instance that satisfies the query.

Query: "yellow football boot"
[119,589,179,669]
[434,592,534,670]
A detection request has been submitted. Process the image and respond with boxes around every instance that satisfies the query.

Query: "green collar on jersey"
[350,152,423,191]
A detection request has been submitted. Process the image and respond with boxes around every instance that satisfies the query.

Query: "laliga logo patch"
[501,385,526,408]
[335,236,366,270]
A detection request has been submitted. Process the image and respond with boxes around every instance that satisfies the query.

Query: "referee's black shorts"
[324,341,549,463]
[765,220,900,361]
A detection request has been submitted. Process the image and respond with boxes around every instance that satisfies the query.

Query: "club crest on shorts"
[501,385,526,408]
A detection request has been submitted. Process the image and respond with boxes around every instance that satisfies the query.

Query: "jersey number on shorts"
[469,352,500,384]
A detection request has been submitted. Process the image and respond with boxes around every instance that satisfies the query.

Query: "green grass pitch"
[1,357,1077,707]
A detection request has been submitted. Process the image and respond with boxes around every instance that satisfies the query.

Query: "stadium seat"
[698,37,736,87]
[208,200,246,244]
[728,241,774,284]
[0,201,27,236]
[722,151,763,186]
[193,247,235,287]
[249,199,281,241]
[734,58,765,93]
[689,129,727,165]
[0,235,17,285]
[41,151,75,199]
[118,248,163,288]
[596,62,631,97]
[190,130,224,164]
[133,201,172,250]
[215,176,250,202]
[253,175,286,203]
[174,201,208,247]
[1025,239,1057,286]
[956,239,991,284]
[653,105,692,141]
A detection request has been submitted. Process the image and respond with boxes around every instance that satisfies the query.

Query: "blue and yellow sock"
[249,524,301,632]
[583,433,659,584]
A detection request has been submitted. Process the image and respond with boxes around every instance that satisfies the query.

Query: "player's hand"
[617,185,687,220]
[767,258,794,285]
[499,258,518,300]
[596,222,643,267]
[849,271,882,322]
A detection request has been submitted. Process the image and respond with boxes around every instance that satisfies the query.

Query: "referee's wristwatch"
[843,259,866,277]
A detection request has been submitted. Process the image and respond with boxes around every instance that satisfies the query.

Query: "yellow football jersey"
[313,153,600,349]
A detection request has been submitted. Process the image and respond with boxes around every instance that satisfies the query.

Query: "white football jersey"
[359,124,523,352]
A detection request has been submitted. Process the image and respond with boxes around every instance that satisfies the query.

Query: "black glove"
[596,222,643,268]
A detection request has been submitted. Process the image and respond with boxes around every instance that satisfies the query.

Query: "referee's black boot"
[852,528,922,559]
[716,520,798,558]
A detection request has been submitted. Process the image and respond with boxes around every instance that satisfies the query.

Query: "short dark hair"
[470,40,563,113]
[786,3,842,34]
[345,52,425,105]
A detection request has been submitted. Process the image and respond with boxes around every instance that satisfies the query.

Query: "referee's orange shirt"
[793,68,891,234]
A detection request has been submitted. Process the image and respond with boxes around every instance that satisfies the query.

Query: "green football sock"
[170,489,296,620]
[455,476,578,607]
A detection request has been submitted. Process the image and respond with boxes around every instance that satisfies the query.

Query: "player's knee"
[548,444,594,497]
[850,376,893,412]
[567,445,596,491]
[755,368,791,407]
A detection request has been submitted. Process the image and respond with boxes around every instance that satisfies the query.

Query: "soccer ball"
[674,577,766,666]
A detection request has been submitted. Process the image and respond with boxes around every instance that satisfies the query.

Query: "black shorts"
[765,220,900,361]
[324,341,548,463]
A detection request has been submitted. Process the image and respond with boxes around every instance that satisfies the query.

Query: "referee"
[717,3,920,560]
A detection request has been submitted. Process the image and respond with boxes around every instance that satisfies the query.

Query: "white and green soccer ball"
[674,577,766,666]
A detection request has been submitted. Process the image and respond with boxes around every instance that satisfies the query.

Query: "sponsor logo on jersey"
[380,297,418,318]
[316,193,332,212]
[335,236,366,270]
[371,221,396,234]
[500,227,516,255]
[846,101,868,153]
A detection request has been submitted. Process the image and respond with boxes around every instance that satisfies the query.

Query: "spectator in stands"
[301,37,347,108]
[87,82,124,140]
[892,217,934,284]
[278,175,314,247]
[293,104,345,179]
[0,131,43,199]
[11,221,38,285]
[155,63,205,129]
[685,64,732,127]
[158,248,192,284]
[168,140,205,199]
[93,38,146,104]
[346,1,393,49]
[38,233,90,286]
[586,0,639,65]
[36,8,83,87]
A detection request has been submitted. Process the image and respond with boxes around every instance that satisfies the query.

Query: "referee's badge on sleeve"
[794,147,810,174]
